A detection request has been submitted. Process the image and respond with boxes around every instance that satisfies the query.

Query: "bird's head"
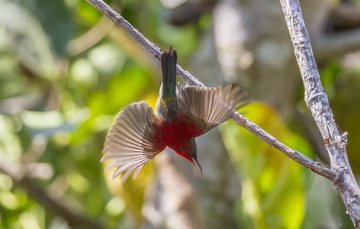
[174,138,202,180]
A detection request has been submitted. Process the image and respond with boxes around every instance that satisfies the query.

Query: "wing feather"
[102,101,159,183]
[178,84,246,134]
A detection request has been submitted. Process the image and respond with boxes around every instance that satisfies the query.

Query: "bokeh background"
[1,0,360,228]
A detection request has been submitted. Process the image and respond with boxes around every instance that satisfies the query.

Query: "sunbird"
[102,46,246,182]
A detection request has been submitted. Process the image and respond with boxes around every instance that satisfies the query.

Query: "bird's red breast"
[151,112,203,153]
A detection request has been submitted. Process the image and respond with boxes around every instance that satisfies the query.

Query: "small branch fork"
[85,0,359,227]
[280,0,360,227]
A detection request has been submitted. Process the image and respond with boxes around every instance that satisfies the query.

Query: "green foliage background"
[0,0,358,228]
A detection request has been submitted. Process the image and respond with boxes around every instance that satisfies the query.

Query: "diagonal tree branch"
[85,0,333,179]
[280,0,360,228]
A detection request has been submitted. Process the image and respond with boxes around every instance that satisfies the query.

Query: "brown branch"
[85,0,333,179]
[0,159,103,229]
[280,0,360,227]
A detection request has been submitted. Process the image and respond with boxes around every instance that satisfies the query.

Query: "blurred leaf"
[0,174,13,191]
[69,58,98,88]
[105,196,126,216]
[0,0,58,79]
[77,0,102,25]
[19,205,45,229]
[66,171,90,193]
[220,103,313,229]
[0,190,20,210]
[21,111,64,129]
[88,43,127,77]
[21,111,77,137]
[21,0,74,58]
[157,23,198,57]
[70,64,154,143]
[0,55,29,100]
[320,61,341,100]
[0,114,22,161]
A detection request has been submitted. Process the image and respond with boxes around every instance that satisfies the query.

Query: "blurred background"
[1,0,360,228]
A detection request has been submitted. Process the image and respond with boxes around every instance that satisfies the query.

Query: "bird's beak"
[191,157,202,181]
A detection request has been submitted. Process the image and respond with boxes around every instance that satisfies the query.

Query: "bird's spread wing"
[101,101,158,183]
[178,84,246,134]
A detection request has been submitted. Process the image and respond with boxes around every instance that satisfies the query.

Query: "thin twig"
[280,0,360,227]
[85,0,333,179]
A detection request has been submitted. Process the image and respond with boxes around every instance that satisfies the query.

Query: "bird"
[101,46,246,183]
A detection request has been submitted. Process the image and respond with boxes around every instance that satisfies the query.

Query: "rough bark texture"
[279,0,360,227]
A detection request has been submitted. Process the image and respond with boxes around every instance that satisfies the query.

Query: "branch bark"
[85,0,360,227]
[280,0,360,227]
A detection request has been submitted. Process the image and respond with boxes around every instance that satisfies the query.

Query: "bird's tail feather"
[160,46,177,99]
